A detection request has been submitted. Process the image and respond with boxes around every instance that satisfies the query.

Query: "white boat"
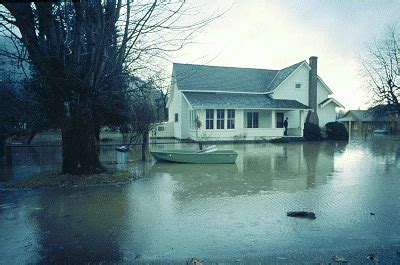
[150,145,238,164]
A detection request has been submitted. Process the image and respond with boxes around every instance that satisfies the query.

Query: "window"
[227,109,235,129]
[158,126,165,131]
[247,112,259,128]
[206,109,214,129]
[295,83,301,89]
[189,110,197,130]
[276,112,284,128]
[217,109,225,129]
[174,113,178,122]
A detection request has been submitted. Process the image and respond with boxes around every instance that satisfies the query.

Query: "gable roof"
[173,61,305,94]
[266,61,306,92]
[319,97,344,108]
[182,92,310,110]
[337,110,391,122]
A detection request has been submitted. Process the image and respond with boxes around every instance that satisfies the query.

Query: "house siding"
[318,102,337,127]
[181,96,190,139]
[271,64,309,106]
[317,79,330,105]
[168,81,183,139]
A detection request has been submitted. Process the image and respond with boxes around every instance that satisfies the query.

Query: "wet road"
[0,136,400,263]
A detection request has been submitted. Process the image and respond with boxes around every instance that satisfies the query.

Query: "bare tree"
[147,69,170,121]
[129,96,156,161]
[0,1,225,174]
[361,27,400,114]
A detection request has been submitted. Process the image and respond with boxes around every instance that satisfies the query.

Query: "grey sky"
[171,0,400,109]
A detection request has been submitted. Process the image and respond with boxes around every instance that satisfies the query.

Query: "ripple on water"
[1,137,400,262]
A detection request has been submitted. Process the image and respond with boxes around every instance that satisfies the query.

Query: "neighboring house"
[155,56,343,141]
[337,109,394,134]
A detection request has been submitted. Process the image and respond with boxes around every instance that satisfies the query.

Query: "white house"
[154,56,344,141]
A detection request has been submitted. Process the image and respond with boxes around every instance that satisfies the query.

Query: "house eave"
[179,89,272,95]
[317,76,334,94]
[191,107,311,111]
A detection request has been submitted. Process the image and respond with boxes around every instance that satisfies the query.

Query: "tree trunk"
[141,133,148,161]
[61,107,105,174]
[0,138,5,158]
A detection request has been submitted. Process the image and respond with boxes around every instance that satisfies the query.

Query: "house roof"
[182,92,311,110]
[265,61,306,92]
[337,110,391,122]
[173,61,305,93]
[319,97,344,108]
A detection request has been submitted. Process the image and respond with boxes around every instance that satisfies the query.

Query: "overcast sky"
[170,0,400,109]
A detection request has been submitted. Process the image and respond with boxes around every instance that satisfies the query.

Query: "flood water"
[0,136,400,263]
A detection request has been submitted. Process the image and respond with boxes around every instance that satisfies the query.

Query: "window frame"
[227,109,235,129]
[206,109,214,130]
[216,109,225,129]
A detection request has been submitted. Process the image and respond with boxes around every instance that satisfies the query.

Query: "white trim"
[181,91,193,109]
[180,89,272,95]
[166,87,173,108]
[317,76,333,94]
[190,107,311,111]
[166,73,176,108]
[319,97,344,108]
[270,61,309,93]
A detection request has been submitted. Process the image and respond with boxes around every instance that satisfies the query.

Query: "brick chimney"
[305,56,319,125]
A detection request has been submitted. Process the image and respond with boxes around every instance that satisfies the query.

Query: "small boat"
[150,145,238,164]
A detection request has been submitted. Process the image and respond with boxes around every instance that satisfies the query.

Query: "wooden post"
[348,121,351,138]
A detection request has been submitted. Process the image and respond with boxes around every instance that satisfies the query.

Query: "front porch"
[189,108,307,141]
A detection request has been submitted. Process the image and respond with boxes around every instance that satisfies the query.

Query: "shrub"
[303,122,321,141]
[325,122,349,140]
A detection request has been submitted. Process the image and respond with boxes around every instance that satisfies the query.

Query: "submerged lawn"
[1,170,137,189]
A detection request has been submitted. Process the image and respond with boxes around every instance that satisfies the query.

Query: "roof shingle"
[173,61,305,93]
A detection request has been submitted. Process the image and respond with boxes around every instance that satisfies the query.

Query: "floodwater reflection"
[32,189,128,263]
[150,141,343,198]
[2,136,400,263]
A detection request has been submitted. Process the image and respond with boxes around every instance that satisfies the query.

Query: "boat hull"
[150,149,238,164]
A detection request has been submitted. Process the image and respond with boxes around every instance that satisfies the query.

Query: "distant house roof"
[337,110,391,122]
[173,61,305,94]
[182,92,311,110]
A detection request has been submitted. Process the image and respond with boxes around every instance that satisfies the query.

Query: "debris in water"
[287,211,316,219]
[332,255,347,263]
[370,213,375,215]
[0,203,14,209]
[367,254,379,262]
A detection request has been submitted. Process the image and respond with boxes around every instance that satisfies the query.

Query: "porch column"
[299,110,304,129]
[299,110,304,136]
[271,110,276,128]
[348,121,351,137]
